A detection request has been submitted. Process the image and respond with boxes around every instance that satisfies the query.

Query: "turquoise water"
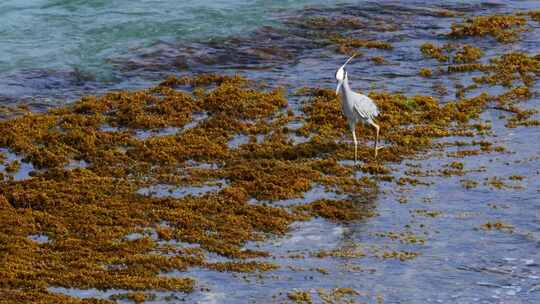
[0,0,346,76]
[1,0,537,104]
[0,0,358,103]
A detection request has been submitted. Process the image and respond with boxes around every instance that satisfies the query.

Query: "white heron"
[335,54,382,162]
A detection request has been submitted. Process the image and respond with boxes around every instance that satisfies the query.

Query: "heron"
[335,54,381,162]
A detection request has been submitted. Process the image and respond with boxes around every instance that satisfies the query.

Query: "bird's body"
[335,55,382,162]
[338,77,379,126]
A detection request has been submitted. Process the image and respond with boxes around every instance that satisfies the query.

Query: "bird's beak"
[341,54,356,70]
[336,81,342,95]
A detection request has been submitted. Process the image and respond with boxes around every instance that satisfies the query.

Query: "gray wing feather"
[351,92,379,121]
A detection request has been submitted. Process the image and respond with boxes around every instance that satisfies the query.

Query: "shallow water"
[170,113,540,303]
[0,148,35,181]
[3,0,540,303]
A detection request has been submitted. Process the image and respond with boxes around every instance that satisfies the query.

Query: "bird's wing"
[351,92,379,120]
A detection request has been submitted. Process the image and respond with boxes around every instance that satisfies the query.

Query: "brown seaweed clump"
[158,73,248,88]
[295,199,376,222]
[447,58,539,128]
[419,68,433,77]
[446,51,540,125]
[109,292,155,304]
[472,52,540,87]
[420,43,449,62]
[436,10,460,18]
[284,287,363,303]
[287,290,313,303]
[421,43,483,64]
[370,56,387,65]
[528,10,540,22]
[480,221,514,232]
[0,74,381,302]
[453,45,484,63]
[1,48,539,300]
[449,14,527,43]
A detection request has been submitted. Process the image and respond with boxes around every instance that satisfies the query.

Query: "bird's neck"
[340,76,351,93]
[342,78,350,90]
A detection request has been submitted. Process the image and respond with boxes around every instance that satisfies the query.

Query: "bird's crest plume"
[335,54,356,81]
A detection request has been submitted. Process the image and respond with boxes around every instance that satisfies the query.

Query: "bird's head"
[335,66,346,82]
[335,54,355,95]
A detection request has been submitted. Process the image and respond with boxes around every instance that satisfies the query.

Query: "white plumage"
[335,54,382,162]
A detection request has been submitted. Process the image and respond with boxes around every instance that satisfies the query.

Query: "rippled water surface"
[2,0,540,303]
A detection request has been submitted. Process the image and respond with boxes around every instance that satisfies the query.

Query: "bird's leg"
[370,121,381,158]
[351,127,358,164]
